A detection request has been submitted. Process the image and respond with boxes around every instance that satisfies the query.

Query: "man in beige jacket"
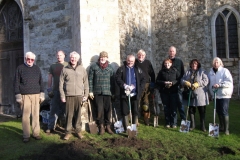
[59,51,89,140]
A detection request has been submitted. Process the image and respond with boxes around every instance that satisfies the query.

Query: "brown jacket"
[59,63,89,99]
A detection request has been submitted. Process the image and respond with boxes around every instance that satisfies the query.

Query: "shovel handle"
[113,107,118,122]
[128,95,132,126]
[88,100,93,122]
[185,89,192,122]
[212,87,218,125]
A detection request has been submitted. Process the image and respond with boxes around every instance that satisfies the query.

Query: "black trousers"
[94,95,111,125]
[188,106,206,115]
[121,96,139,117]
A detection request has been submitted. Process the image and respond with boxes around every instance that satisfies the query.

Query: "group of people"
[14,46,233,143]
[156,46,233,135]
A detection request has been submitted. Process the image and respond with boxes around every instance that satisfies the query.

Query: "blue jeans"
[178,88,186,120]
[48,90,66,130]
[216,98,230,116]
[161,93,178,126]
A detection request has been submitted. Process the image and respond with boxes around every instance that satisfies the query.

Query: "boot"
[143,112,150,126]
[133,116,138,125]
[99,124,105,135]
[218,115,224,132]
[135,116,140,127]
[224,116,229,135]
[106,124,114,134]
[124,116,129,131]
[190,114,195,131]
[200,113,206,132]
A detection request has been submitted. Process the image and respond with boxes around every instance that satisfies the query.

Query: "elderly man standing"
[115,54,146,131]
[88,51,115,135]
[14,51,45,143]
[46,50,68,133]
[162,46,186,121]
[59,51,89,140]
[135,49,155,126]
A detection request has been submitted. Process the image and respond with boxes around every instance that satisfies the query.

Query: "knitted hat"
[99,51,108,58]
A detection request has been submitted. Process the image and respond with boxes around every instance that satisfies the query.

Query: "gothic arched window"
[211,5,240,58]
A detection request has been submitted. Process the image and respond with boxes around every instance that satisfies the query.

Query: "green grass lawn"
[0,99,240,160]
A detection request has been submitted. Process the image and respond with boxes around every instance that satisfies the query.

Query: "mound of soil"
[18,137,163,160]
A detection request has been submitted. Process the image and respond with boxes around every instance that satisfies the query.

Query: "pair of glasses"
[26,58,35,62]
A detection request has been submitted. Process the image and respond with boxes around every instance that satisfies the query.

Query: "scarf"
[99,61,108,69]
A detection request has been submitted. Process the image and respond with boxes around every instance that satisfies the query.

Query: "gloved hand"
[129,84,135,91]
[47,88,54,98]
[124,84,130,90]
[89,92,94,100]
[191,82,199,90]
[184,81,191,88]
[125,89,131,96]
[39,92,45,104]
[82,96,87,102]
[15,94,22,106]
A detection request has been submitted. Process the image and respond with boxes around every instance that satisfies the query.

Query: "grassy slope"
[0,99,240,160]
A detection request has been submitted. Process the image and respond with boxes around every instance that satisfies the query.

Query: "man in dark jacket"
[162,46,186,120]
[88,51,115,135]
[14,51,45,143]
[135,49,155,126]
[115,54,146,130]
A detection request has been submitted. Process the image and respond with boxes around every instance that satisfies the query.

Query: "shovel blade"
[88,121,98,134]
[209,123,219,137]
[127,129,137,138]
[127,124,137,138]
[179,120,191,133]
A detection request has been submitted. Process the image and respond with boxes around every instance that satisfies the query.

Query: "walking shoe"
[46,129,54,134]
[23,137,30,143]
[76,132,84,139]
[172,125,177,129]
[225,131,229,135]
[63,134,72,140]
[32,136,42,140]
[165,125,170,128]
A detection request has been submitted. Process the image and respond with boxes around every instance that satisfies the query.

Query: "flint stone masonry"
[25,0,72,86]
[152,0,240,97]
[1,0,240,126]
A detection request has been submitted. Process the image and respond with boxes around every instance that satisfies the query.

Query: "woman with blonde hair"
[208,57,233,135]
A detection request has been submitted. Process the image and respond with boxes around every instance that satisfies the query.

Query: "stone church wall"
[26,0,72,85]
[118,0,154,65]
[152,0,240,97]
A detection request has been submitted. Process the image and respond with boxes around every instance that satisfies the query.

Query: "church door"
[0,0,23,114]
